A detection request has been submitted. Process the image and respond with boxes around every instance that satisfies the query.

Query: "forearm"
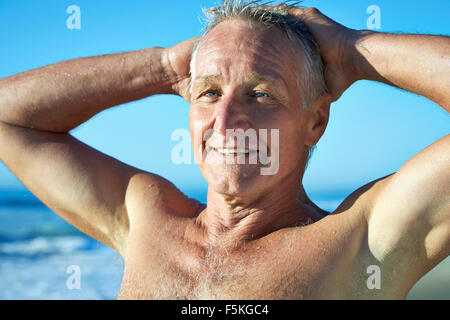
[353,31,450,111]
[0,47,174,132]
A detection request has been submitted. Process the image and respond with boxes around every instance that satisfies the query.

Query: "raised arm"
[280,6,450,109]
[0,39,196,133]
[281,5,449,293]
[0,38,197,255]
[353,32,450,110]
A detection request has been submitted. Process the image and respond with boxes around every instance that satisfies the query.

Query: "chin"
[202,164,265,197]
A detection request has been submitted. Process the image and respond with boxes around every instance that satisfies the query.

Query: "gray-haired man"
[0,1,448,299]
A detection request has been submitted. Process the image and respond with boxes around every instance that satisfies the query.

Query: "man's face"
[189,18,311,197]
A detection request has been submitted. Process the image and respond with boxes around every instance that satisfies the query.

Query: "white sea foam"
[0,235,124,299]
[0,236,88,257]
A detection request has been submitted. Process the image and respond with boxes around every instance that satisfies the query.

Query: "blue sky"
[0,0,449,201]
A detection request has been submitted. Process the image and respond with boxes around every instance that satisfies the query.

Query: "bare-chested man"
[0,1,448,299]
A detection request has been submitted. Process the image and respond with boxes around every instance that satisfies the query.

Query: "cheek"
[189,103,214,125]
[189,105,209,136]
[277,122,305,165]
[189,106,214,164]
[188,109,202,157]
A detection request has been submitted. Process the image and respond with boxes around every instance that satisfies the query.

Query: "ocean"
[0,189,448,300]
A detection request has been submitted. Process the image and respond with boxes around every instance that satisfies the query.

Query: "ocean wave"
[0,224,85,243]
[0,235,100,258]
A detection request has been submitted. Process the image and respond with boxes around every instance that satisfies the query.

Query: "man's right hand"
[165,37,200,103]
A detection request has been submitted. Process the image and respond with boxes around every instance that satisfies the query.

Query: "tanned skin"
[0,5,448,299]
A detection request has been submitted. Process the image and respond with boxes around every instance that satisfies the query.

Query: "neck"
[194,175,316,249]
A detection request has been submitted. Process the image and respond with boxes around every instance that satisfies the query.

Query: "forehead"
[193,19,303,83]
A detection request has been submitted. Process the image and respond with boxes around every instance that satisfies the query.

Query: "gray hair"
[190,0,327,109]
[191,0,325,167]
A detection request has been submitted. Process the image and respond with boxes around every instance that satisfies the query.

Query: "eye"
[205,91,219,97]
[253,91,276,101]
[198,90,221,100]
[256,92,271,98]
[255,92,271,98]
[251,90,280,108]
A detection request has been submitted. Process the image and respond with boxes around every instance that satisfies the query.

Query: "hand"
[164,37,200,103]
[265,5,361,102]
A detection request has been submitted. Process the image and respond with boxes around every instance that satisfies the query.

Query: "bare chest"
[118,218,373,299]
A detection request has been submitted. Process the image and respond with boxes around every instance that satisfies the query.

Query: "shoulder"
[347,135,450,292]
[120,172,204,257]
[125,172,204,226]
[367,136,450,266]
[308,135,449,297]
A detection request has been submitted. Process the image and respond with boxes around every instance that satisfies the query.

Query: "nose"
[213,94,251,135]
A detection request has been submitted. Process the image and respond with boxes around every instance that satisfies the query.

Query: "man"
[0,0,448,299]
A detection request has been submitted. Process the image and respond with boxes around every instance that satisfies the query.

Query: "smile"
[216,148,251,154]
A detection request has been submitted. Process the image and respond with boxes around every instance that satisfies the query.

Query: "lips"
[207,145,260,154]
[202,134,269,160]
[205,146,261,163]
[205,141,267,157]
[216,148,249,154]
[205,142,262,153]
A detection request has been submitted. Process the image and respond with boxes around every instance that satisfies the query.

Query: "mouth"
[201,138,270,165]
[203,146,261,166]
[207,145,260,155]
[215,148,254,155]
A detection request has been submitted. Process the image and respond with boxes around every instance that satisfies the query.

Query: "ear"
[304,93,331,147]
